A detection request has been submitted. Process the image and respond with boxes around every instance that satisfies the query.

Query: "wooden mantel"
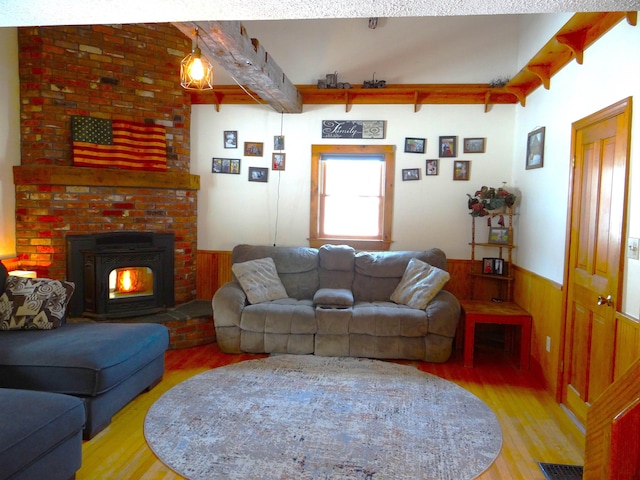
[13,166,200,190]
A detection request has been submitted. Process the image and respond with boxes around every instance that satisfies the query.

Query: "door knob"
[597,294,613,307]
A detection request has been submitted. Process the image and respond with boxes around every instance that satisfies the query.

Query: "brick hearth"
[14,23,199,305]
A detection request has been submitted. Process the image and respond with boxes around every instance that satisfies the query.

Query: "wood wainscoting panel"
[614,313,640,379]
[512,265,564,398]
[444,259,472,301]
[196,250,233,300]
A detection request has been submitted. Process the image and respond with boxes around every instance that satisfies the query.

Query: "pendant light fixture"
[180,27,214,91]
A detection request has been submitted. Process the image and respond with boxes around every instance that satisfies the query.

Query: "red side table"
[460,300,532,369]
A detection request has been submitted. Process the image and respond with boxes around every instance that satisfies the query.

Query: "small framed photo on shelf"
[224,130,237,149]
[453,160,470,181]
[212,158,240,174]
[425,159,439,176]
[482,258,495,274]
[272,152,286,171]
[244,142,264,157]
[439,136,457,157]
[526,126,545,169]
[493,258,505,275]
[402,168,420,181]
[248,167,268,182]
[404,137,426,153]
[463,137,486,153]
[488,227,510,245]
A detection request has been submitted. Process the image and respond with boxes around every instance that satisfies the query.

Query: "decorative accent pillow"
[390,258,450,310]
[0,277,75,330]
[231,257,289,304]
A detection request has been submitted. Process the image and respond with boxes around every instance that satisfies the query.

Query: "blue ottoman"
[0,388,85,480]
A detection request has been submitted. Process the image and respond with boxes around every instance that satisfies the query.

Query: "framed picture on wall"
[244,142,264,157]
[404,137,426,153]
[224,131,238,148]
[402,168,420,181]
[272,153,286,171]
[274,135,285,150]
[453,160,470,180]
[212,158,240,174]
[526,127,545,169]
[439,136,457,157]
[248,167,268,182]
[425,159,439,176]
[463,137,486,153]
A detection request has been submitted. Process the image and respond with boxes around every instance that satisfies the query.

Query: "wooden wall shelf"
[190,11,636,113]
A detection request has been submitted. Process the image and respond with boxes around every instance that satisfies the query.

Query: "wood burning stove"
[66,232,174,319]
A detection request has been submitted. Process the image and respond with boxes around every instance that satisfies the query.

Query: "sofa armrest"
[425,290,461,338]
[212,282,247,328]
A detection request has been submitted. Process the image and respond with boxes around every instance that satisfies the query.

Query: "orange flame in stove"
[117,268,141,293]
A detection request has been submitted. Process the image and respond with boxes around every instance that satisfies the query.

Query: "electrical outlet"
[546,336,551,353]
[628,237,640,260]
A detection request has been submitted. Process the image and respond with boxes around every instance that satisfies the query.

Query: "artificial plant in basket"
[467,185,516,217]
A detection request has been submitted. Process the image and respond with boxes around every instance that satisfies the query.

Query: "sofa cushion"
[313,288,354,308]
[232,257,289,304]
[240,299,316,335]
[318,244,355,289]
[351,301,429,336]
[352,249,448,302]
[0,323,169,396]
[0,277,75,330]
[390,257,450,309]
[232,245,319,299]
[0,388,84,480]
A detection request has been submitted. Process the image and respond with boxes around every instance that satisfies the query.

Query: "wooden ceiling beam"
[173,21,303,113]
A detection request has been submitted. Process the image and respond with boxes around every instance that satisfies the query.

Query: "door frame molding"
[558,96,633,402]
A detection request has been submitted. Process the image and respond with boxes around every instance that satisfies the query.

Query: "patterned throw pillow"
[0,277,75,330]
[231,257,288,304]
[390,257,450,310]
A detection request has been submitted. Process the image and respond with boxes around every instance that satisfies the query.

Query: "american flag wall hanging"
[71,116,167,171]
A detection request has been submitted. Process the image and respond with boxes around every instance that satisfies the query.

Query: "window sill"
[308,238,392,251]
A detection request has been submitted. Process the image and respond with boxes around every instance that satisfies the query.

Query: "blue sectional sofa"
[0,262,170,479]
[0,388,85,480]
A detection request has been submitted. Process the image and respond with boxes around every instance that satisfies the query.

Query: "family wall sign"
[321,120,386,139]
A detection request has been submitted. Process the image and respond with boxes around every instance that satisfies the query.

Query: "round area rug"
[144,355,502,480]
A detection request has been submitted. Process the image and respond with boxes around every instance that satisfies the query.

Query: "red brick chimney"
[14,23,198,305]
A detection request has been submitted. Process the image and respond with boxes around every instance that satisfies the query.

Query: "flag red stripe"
[73,143,167,159]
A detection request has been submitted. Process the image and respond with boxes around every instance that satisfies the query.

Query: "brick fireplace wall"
[15,23,198,305]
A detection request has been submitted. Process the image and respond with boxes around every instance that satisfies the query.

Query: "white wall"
[512,18,640,318]
[192,102,516,258]
[0,27,20,259]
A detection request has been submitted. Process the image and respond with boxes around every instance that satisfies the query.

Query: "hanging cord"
[273,111,284,246]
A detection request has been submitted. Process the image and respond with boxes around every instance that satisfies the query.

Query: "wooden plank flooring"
[77,341,585,479]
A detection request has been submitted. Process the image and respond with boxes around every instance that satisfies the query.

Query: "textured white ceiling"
[0,0,639,27]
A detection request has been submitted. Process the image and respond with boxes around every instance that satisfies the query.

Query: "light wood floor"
[77,340,585,479]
